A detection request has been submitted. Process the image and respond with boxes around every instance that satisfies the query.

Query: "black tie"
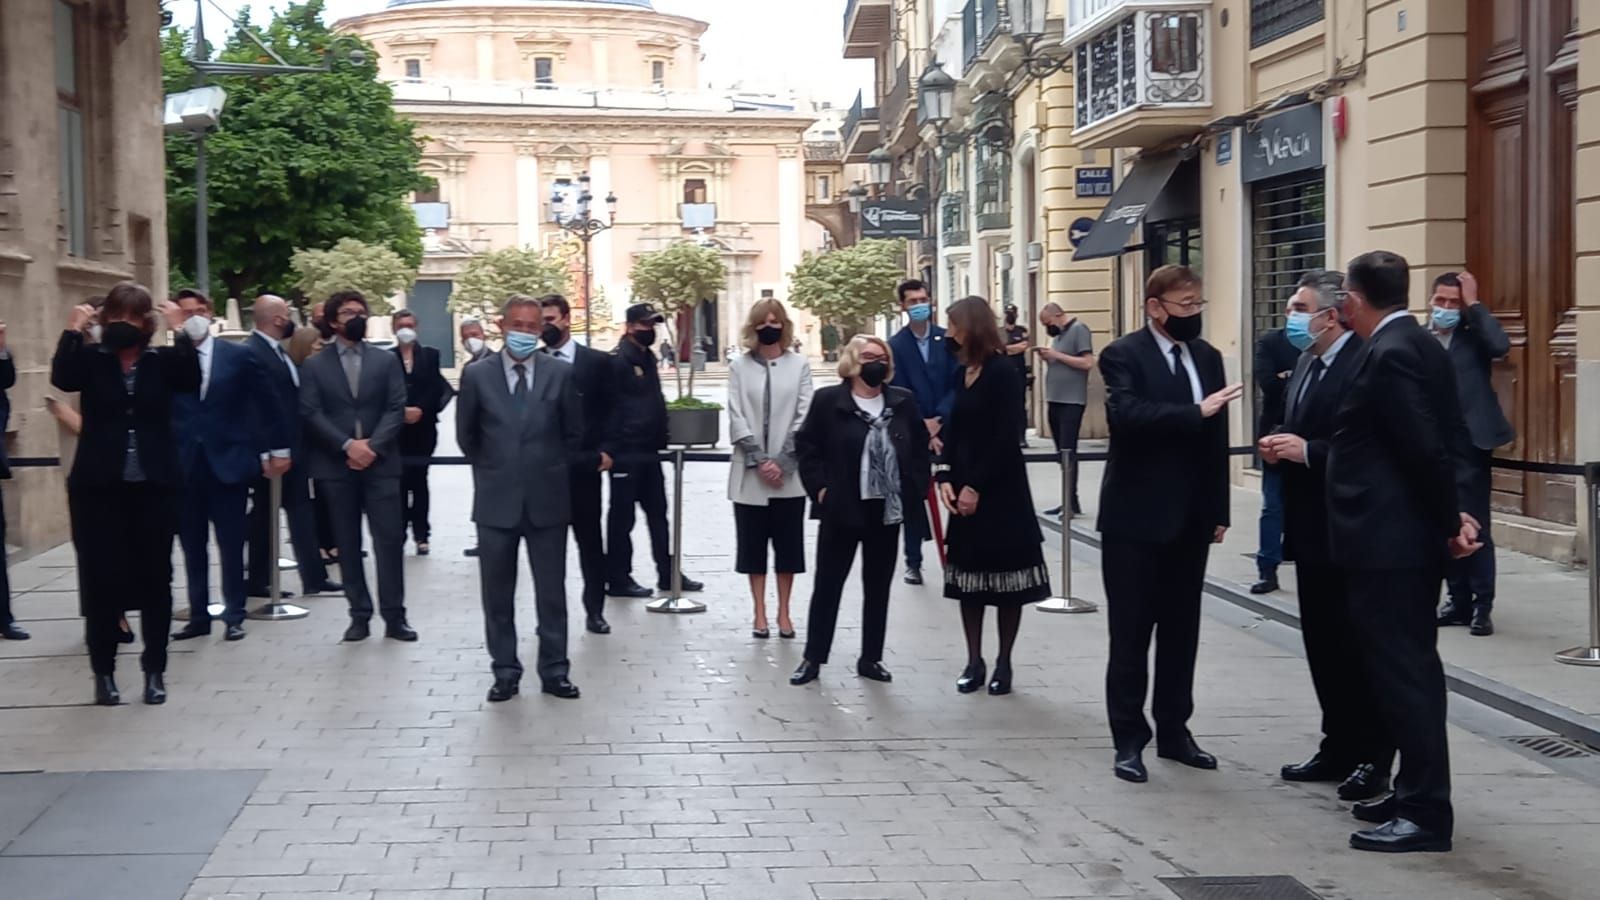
[513,363,528,400]
[1296,357,1326,413]
[1169,345,1191,400]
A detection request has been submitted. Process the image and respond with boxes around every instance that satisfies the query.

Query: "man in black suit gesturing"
[1097,265,1243,784]
[1259,272,1392,804]
[539,294,615,635]
[1324,251,1481,854]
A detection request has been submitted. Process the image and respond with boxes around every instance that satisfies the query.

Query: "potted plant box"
[666,395,721,446]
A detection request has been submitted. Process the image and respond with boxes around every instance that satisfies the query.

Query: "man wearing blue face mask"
[1250,304,1300,595]
[886,279,958,585]
[1429,271,1512,637]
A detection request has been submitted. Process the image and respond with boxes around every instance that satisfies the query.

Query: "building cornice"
[402,111,813,142]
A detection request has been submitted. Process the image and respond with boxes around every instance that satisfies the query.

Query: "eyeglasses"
[1159,298,1208,313]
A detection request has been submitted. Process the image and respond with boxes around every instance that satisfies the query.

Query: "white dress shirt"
[1148,323,1203,402]
[502,350,536,395]
[1374,309,1412,335]
[196,335,214,400]
[545,339,576,365]
[1295,330,1354,408]
[253,329,298,387]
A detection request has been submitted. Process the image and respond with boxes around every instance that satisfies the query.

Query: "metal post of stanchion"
[248,474,308,621]
[1038,448,1097,614]
[1555,461,1600,665]
[648,448,705,614]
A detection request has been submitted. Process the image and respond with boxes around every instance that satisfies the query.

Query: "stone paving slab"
[0,853,211,900]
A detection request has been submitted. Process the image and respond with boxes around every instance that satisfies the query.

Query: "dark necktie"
[1169,345,1191,400]
[513,363,528,400]
[1296,357,1326,414]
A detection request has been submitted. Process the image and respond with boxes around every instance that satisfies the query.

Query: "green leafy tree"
[629,241,728,399]
[291,238,416,314]
[787,239,906,339]
[163,1,430,303]
[450,247,573,333]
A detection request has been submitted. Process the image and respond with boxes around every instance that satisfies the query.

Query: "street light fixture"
[1003,0,1071,78]
[917,61,957,130]
[845,182,869,214]
[551,172,618,345]
[866,146,894,189]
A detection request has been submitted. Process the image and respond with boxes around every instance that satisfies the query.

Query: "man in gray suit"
[300,290,416,643]
[457,295,584,702]
[1428,270,1512,637]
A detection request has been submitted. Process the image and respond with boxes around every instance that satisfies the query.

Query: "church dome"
[386,0,655,8]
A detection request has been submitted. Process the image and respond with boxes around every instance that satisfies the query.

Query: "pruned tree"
[787,238,906,339]
[450,246,573,334]
[629,241,728,399]
[290,237,416,314]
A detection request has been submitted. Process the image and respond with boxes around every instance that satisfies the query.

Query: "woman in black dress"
[51,282,199,706]
[937,296,1051,695]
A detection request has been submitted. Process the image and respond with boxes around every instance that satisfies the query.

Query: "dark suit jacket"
[393,344,451,459]
[244,331,305,459]
[888,324,959,422]
[298,341,408,481]
[1254,327,1299,438]
[50,330,202,490]
[1278,333,1364,567]
[456,352,583,529]
[0,353,13,480]
[171,339,279,486]
[555,341,613,469]
[1442,304,1514,450]
[1096,327,1230,545]
[1326,314,1473,570]
[795,383,930,534]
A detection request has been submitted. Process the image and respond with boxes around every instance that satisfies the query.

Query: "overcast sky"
[168,0,874,106]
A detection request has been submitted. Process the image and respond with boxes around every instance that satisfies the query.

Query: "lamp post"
[1006,0,1071,78]
[551,172,618,345]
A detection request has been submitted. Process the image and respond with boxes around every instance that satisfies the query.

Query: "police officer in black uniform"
[603,304,704,597]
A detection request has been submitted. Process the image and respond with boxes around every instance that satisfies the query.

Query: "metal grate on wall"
[1250,0,1325,48]
[1251,169,1326,342]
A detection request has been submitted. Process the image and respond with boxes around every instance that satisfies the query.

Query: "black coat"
[244,331,306,459]
[1254,327,1299,439]
[0,353,13,480]
[937,356,1043,571]
[602,338,668,460]
[795,383,930,534]
[1278,333,1363,567]
[50,330,201,490]
[1326,315,1473,570]
[562,341,614,468]
[394,344,452,459]
[1096,327,1230,544]
[1442,303,1514,450]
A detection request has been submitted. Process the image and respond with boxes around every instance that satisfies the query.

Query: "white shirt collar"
[1318,330,1354,366]
[1148,322,1185,358]
[1373,309,1412,335]
[250,328,281,349]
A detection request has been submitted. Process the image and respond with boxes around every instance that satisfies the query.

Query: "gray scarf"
[854,403,903,526]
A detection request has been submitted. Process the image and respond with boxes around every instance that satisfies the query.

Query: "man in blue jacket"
[886,279,958,585]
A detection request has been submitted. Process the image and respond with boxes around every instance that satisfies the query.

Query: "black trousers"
[0,484,12,628]
[606,458,671,589]
[319,473,405,623]
[72,483,178,676]
[570,469,605,617]
[1347,566,1453,836]
[1296,561,1395,773]
[312,484,337,554]
[803,506,899,666]
[1047,402,1086,512]
[477,518,569,684]
[177,457,250,627]
[246,464,328,593]
[1446,448,1496,608]
[1101,535,1209,752]
[401,463,432,545]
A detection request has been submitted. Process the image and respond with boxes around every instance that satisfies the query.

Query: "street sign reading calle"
[859,199,928,239]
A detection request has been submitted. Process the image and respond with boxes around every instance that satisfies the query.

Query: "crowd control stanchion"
[1555,461,1600,666]
[648,448,705,614]
[248,474,308,621]
[1037,449,1097,614]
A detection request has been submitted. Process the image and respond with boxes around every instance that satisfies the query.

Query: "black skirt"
[733,497,807,574]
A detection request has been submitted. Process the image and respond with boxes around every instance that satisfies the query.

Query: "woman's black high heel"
[117,618,136,645]
[988,663,1013,696]
[956,660,986,694]
[752,627,771,639]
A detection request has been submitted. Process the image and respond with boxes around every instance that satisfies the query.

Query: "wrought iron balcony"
[844,0,894,59]
[1066,1,1213,149]
[879,58,916,149]
[842,90,881,163]
[940,193,970,247]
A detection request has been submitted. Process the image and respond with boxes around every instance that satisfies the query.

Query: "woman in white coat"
[728,298,814,639]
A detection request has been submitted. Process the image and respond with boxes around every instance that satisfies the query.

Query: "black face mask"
[1163,312,1203,343]
[756,325,783,346]
[541,324,564,347]
[103,321,146,351]
[1005,313,1017,326]
[342,315,368,342]
[632,328,657,347]
[281,319,296,339]
[859,360,889,388]
[1046,324,1061,337]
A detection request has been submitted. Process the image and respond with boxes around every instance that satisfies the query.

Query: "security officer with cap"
[603,303,704,597]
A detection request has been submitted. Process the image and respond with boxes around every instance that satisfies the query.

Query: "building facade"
[0,0,169,550]
[338,0,821,363]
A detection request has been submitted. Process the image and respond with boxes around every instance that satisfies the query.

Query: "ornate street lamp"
[551,172,617,345]
[845,182,869,214]
[1005,0,1070,78]
[917,61,956,130]
[866,146,894,189]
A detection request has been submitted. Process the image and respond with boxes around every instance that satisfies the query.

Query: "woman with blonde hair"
[727,298,814,638]
[790,335,929,686]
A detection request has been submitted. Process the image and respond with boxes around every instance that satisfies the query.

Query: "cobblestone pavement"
[3,396,1600,899]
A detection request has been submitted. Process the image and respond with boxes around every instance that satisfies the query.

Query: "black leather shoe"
[304,581,343,596]
[988,664,1013,696]
[1280,753,1347,783]
[1113,750,1148,783]
[0,624,29,641]
[903,568,923,586]
[956,660,986,694]
[172,622,211,641]
[658,576,705,592]
[416,542,430,556]
[246,586,296,599]
[1352,793,1396,824]
[385,622,419,642]
[1157,735,1218,770]
[608,581,654,599]
[224,624,247,642]
[1338,763,1391,801]
[790,660,821,686]
[586,615,611,635]
[94,675,121,706]
[487,679,519,702]
[342,619,370,642]
[1436,600,1472,626]
[1249,577,1280,595]
[856,661,892,683]
[541,677,580,699]
[143,673,166,705]
[1470,606,1495,636]
[463,547,479,558]
[1349,817,1452,853]
[1042,506,1063,517]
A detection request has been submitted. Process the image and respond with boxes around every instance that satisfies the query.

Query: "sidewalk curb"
[1041,515,1600,750]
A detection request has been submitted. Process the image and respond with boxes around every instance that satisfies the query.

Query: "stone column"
[515,146,541,250]
[777,146,804,298]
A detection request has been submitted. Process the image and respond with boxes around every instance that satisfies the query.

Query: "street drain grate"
[1160,875,1323,900]
[1507,735,1597,759]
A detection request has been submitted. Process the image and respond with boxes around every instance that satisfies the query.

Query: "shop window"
[534,56,555,89]
[1250,169,1326,339]
[404,58,422,81]
[56,0,88,256]
[1250,0,1324,49]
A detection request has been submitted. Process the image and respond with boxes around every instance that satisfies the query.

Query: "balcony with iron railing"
[842,89,881,163]
[844,0,894,59]
[939,193,970,247]
[878,57,918,150]
[1066,1,1213,149]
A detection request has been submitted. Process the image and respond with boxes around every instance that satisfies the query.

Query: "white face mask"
[395,327,418,345]
[182,315,212,342]
[464,336,485,354]
[88,323,103,343]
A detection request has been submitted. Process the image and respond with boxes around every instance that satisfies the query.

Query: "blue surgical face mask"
[1285,311,1328,351]
[907,303,932,323]
[1430,306,1461,331]
[504,330,539,359]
